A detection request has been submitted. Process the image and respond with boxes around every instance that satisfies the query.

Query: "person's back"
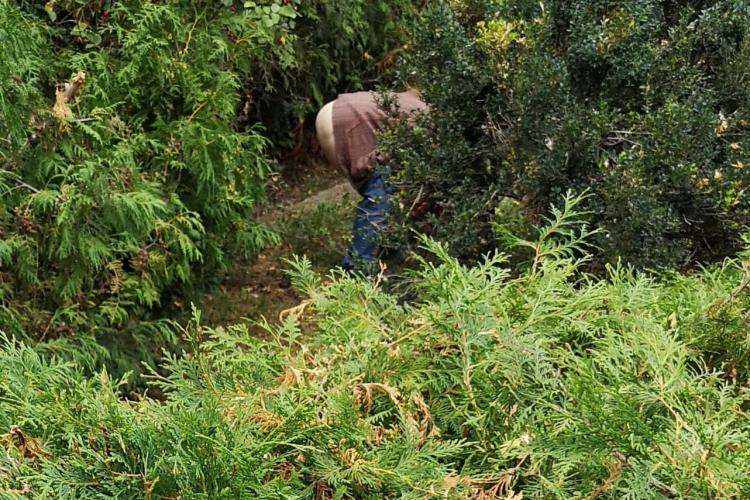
[317,90,427,187]
[315,89,428,273]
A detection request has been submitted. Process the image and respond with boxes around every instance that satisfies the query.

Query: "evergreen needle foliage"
[1,197,748,498]
[0,0,419,370]
[1,0,281,362]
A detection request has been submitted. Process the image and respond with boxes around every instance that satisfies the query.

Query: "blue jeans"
[342,170,394,273]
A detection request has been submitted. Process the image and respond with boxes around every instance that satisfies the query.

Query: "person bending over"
[315,89,428,273]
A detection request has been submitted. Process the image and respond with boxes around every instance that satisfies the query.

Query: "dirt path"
[259,181,355,223]
[200,160,356,327]
[284,181,355,217]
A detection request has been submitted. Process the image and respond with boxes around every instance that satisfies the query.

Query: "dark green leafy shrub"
[383,0,750,270]
[0,197,748,497]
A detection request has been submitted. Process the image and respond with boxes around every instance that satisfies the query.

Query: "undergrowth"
[1,194,748,498]
[383,0,750,269]
[280,199,357,270]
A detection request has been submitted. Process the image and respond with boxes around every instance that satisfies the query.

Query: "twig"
[12,178,40,194]
[187,101,208,122]
[61,72,86,102]
[603,135,643,148]
[278,300,311,322]
[373,261,388,288]
[708,263,750,316]
[387,322,429,348]
[469,189,499,222]
[53,72,86,130]
[407,186,424,216]
[182,12,205,57]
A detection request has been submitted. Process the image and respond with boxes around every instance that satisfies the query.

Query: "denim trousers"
[341,169,394,273]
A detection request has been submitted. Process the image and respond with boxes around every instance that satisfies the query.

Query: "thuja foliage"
[0,0,281,359]
[0,0,417,366]
[1,195,749,498]
[382,0,750,269]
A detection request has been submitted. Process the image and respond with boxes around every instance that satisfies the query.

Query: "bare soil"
[199,158,356,327]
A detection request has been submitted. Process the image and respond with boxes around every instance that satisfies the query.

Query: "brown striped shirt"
[332,90,428,187]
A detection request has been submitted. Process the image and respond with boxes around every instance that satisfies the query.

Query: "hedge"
[1,196,748,498]
[382,0,750,270]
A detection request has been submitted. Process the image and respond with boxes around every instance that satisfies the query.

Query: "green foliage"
[0,1,285,354]
[280,198,357,269]
[0,200,749,498]
[383,0,750,270]
[0,0,419,369]
[0,0,45,152]
[243,0,423,146]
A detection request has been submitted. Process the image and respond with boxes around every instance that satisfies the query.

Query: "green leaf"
[87,32,102,46]
[279,5,296,18]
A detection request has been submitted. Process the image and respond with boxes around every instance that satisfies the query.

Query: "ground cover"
[197,158,357,328]
[1,195,748,498]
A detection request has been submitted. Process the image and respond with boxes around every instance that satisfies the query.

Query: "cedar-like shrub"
[382,0,750,270]
[0,0,282,365]
[0,0,419,368]
[1,197,748,497]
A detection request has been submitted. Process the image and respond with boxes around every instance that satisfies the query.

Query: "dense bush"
[0,197,749,498]
[0,0,284,360]
[0,0,418,367]
[382,0,750,270]
[244,0,424,147]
